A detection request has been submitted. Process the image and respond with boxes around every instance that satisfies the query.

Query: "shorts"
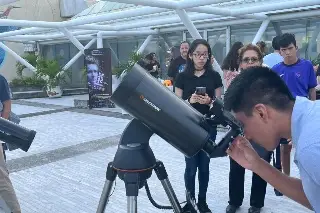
[279,138,289,145]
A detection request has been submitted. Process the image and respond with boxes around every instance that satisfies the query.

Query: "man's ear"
[253,104,269,122]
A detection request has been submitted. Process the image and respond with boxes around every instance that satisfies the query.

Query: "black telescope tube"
[0,117,33,139]
[0,117,36,152]
[111,64,213,157]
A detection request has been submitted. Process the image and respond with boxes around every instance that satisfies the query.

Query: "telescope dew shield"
[0,117,36,152]
[111,64,211,157]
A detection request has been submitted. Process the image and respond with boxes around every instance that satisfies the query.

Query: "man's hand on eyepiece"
[226,136,261,172]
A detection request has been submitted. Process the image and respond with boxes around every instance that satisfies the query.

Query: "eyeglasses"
[241,57,260,64]
[193,53,209,59]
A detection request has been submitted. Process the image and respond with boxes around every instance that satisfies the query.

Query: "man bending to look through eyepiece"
[224,66,320,212]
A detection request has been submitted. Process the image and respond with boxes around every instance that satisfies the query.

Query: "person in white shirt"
[263,36,283,68]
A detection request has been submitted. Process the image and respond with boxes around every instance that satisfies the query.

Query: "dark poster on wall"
[84,48,112,109]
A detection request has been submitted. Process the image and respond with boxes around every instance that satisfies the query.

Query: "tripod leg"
[154,161,182,213]
[127,196,137,213]
[96,162,117,213]
[124,173,140,213]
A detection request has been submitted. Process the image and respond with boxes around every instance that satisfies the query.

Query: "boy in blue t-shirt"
[272,33,317,195]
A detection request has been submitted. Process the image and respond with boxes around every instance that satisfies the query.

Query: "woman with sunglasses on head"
[175,39,223,213]
[226,44,273,213]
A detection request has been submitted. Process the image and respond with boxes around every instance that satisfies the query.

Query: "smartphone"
[195,87,206,95]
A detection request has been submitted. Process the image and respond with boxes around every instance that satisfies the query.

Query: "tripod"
[96,119,183,213]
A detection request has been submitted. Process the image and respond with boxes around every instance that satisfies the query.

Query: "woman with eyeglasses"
[175,39,223,213]
[226,44,273,213]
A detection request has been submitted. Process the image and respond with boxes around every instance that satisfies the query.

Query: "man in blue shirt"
[0,74,21,213]
[273,33,317,99]
[224,66,320,212]
[272,33,317,189]
[263,36,283,68]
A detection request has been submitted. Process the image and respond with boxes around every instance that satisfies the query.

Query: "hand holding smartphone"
[195,87,206,96]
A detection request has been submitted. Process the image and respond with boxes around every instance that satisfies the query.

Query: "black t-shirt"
[0,75,11,103]
[175,70,223,115]
[167,56,187,81]
[316,65,320,76]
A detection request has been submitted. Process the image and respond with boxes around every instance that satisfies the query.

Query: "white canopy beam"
[177,0,232,9]
[137,35,153,54]
[7,29,158,41]
[189,7,267,20]
[98,30,159,37]
[176,9,202,39]
[176,8,223,80]
[0,7,168,35]
[109,0,178,9]
[0,0,317,41]
[106,0,267,20]
[60,28,85,53]
[0,42,37,73]
[232,0,320,16]
[84,13,219,32]
[252,19,271,44]
[63,38,97,71]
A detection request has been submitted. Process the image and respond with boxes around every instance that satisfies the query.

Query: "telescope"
[96,64,243,213]
[0,117,36,152]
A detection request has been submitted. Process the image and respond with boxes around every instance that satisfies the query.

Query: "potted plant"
[112,51,143,80]
[35,57,68,98]
[16,53,38,77]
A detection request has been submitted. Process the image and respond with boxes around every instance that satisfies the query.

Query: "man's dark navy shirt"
[0,75,11,103]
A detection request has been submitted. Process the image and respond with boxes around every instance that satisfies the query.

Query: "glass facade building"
[39,3,320,87]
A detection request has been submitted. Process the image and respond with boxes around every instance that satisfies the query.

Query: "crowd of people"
[145,33,318,213]
[0,32,319,213]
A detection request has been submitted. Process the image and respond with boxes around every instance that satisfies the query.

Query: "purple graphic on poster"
[84,48,112,108]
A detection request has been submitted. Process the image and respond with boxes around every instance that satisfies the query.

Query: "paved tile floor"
[0,96,312,213]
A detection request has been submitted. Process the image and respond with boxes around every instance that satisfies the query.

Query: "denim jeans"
[184,129,217,200]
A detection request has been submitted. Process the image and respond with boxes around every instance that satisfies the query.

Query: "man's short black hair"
[278,33,296,48]
[272,36,281,51]
[224,66,294,115]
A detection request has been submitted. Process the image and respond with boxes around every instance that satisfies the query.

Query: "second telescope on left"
[0,117,36,152]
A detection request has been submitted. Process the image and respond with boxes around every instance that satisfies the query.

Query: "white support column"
[252,19,270,45]
[182,31,187,41]
[226,26,231,54]
[176,9,202,39]
[62,38,97,71]
[60,28,85,54]
[0,42,37,72]
[97,32,103,49]
[105,41,119,63]
[137,35,153,54]
[307,24,320,58]
[203,30,208,41]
